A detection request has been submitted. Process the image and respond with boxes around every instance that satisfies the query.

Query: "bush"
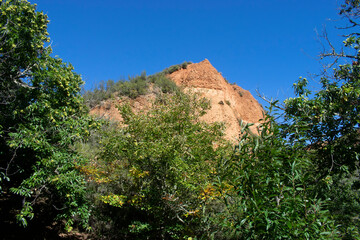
[149,73,179,94]
[209,114,340,239]
[117,72,148,99]
[83,79,117,108]
[82,64,187,107]
[80,92,230,239]
[163,61,192,75]
[167,65,180,74]
[181,61,191,69]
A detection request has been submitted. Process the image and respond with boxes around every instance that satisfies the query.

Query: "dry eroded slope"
[90,59,264,141]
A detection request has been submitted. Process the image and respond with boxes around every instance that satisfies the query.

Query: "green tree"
[211,114,339,239]
[81,92,231,239]
[282,0,360,237]
[0,0,94,231]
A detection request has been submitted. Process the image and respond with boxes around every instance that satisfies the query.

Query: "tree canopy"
[0,0,95,232]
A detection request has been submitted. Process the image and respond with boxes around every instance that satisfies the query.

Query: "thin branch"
[31,184,47,205]
[255,89,285,111]
[321,52,358,59]
[5,145,19,176]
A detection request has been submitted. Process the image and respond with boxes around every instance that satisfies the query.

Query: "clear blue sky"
[33,0,345,103]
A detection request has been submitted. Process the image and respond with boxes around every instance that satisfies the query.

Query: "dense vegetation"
[0,0,97,234]
[1,0,359,239]
[77,92,230,239]
[82,61,191,109]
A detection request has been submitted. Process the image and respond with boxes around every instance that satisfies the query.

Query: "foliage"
[3,1,359,239]
[82,64,185,109]
[82,79,116,109]
[82,73,149,108]
[0,0,49,107]
[0,0,94,231]
[118,71,148,99]
[148,72,179,94]
[80,92,231,239]
[162,61,192,75]
[281,1,360,238]
[210,113,340,239]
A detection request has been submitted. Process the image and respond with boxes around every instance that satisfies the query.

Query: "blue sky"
[33,0,345,104]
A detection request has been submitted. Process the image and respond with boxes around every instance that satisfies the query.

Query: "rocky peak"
[90,59,264,141]
[168,59,264,141]
[169,59,227,90]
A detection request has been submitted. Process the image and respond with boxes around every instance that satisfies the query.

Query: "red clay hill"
[90,59,264,141]
[169,59,263,140]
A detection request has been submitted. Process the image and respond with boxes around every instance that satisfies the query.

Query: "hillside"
[90,59,264,141]
[169,59,264,140]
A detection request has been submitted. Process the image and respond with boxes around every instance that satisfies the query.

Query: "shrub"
[167,65,180,74]
[83,80,118,108]
[149,73,179,94]
[163,61,192,75]
[209,115,340,239]
[82,62,190,106]
[118,72,148,99]
[81,92,230,239]
[181,61,191,69]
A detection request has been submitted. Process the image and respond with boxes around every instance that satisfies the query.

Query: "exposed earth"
[90,59,264,141]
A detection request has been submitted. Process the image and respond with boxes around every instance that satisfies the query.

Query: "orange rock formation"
[169,59,264,140]
[90,59,264,141]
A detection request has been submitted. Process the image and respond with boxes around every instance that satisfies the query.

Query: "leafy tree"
[211,114,339,239]
[0,0,94,231]
[281,0,360,237]
[80,92,231,239]
[0,0,49,107]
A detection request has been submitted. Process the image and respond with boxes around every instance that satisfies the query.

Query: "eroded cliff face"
[90,59,264,141]
[168,59,263,141]
[89,93,154,122]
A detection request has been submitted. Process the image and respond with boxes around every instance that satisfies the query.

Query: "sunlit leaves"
[100,194,127,208]
[280,1,360,237]
[214,117,339,239]
[0,0,94,231]
[82,92,231,238]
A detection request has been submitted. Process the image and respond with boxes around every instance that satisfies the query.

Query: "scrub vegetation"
[82,62,190,109]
